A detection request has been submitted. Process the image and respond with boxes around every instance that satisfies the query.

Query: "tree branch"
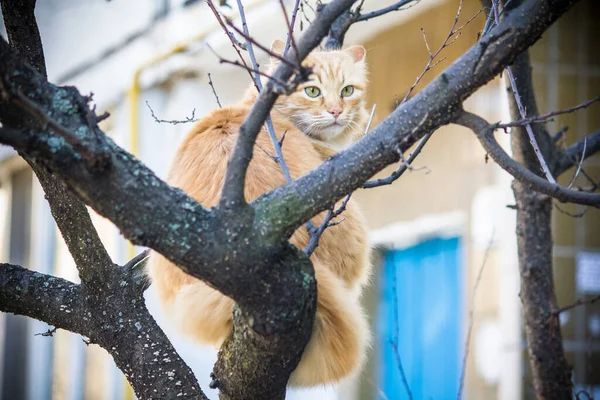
[0,263,205,399]
[554,129,600,176]
[455,110,599,207]
[252,0,582,241]
[496,95,600,129]
[355,0,419,22]
[0,264,84,334]
[0,0,115,294]
[219,0,358,209]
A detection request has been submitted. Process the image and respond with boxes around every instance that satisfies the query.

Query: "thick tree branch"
[455,111,599,206]
[0,264,84,334]
[252,0,582,242]
[0,1,584,397]
[0,0,583,290]
[0,0,115,294]
[0,263,205,399]
[501,40,573,397]
[555,129,600,176]
[0,0,582,270]
[219,0,358,209]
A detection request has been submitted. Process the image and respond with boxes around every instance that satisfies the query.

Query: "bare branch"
[553,203,588,219]
[207,73,222,108]
[205,0,255,86]
[285,0,302,55]
[145,101,198,125]
[363,113,431,188]
[278,0,301,63]
[566,136,586,189]
[0,79,110,169]
[304,194,352,256]
[399,1,482,105]
[355,0,420,22]
[363,131,433,188]
[206,44,292,92]
[555,129,600,176]
[455,110,600,207]
[555,294,600,315]
[224,16,302,74]
[487,0,556,184]
[0,0,116,295]
[496,96,600,129]
[0,262,204,399]
[220,0,359,209]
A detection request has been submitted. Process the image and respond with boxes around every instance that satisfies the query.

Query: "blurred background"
[0,0,599,399]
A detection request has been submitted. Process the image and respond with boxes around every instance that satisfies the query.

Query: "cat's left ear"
[270,39,286,58]
[345,45,366,63]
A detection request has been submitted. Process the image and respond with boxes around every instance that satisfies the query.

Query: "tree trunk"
[508,51,572,399]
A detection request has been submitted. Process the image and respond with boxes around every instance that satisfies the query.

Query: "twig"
[285,0,302,55]
[223,17,302,73]
[304,194,352,256]
[207,73,222,108]
[277,0,300,64]
[219,0,363,208]
[389,255,413,400]
[488,0,556,184]
[363,113,431,188]
[231,0,293,187]
[497,96,600,129]
[145,101,198,125]
[356,0,419,22]
[480,0,513,37]
[35,326,58,337]
[455,110,600,207]
[124,249,150,270]
[555,294,600,315]
[206,45,291,92]
[205,0,256,87]
[553,203,588,218]
[507,66,556,184]
[556,129,600,177]
[399,1,481,105]
[567,136,586,189]
[364,104,376,134]
[457,231,493,400]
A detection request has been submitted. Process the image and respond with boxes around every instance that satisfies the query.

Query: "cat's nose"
[327,108,342,119]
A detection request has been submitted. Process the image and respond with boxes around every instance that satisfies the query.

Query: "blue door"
[377,237,463,400]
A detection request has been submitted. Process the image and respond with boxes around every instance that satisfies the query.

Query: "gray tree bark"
[0,0,595,399]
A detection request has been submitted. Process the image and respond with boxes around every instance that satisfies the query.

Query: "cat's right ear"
[270,39,286,59]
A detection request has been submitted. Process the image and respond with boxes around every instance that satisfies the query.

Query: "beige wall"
[358,0,600,399]
[357,1,519,399]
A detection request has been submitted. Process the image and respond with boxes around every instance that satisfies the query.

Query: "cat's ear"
[345,45,366,63]
[270,39,286,58]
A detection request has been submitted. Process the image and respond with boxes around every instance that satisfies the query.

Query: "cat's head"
[268,40,368,144]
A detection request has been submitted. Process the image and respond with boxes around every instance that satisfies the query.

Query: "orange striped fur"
[147,41,372,387]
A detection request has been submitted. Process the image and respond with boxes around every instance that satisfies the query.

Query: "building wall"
[527,0,600,397]
[358,1,522,399]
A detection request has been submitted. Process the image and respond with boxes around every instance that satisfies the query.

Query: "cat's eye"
[341,85,354,97]
[304,86,321,98]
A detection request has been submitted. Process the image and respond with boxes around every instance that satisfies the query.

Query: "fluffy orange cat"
[147,40,372,387]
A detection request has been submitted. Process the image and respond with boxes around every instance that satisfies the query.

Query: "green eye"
[304,86,321,98]
[341,85,354,97]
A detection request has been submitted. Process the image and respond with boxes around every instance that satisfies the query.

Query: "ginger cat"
[147,40,372,387]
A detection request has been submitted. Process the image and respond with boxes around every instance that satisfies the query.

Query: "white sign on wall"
[576,252,600,294]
